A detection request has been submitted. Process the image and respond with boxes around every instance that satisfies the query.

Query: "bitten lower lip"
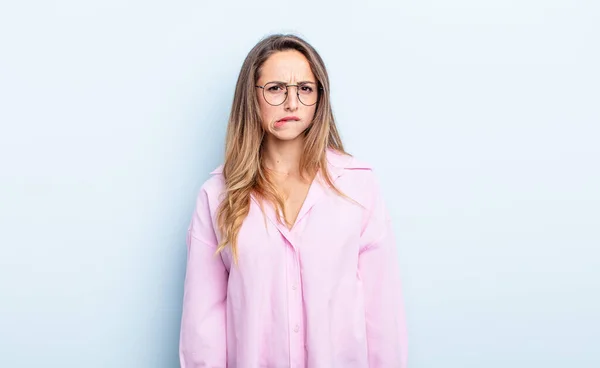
[275,118,299,127]
[277,116,300,122]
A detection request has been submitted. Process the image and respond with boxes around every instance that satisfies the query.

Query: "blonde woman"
[179,34,407,368]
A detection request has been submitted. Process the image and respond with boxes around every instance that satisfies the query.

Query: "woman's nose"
[284,87,299,111]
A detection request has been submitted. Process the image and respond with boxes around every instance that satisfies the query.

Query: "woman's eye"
[301,86,314,93]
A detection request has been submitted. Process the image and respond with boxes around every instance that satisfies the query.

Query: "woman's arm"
[358,172,408,368]
[179,186,228,368]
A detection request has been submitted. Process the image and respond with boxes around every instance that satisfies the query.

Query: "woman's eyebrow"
[270,80,316,84]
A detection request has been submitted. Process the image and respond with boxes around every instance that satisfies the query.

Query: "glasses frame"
[255,81,324,106]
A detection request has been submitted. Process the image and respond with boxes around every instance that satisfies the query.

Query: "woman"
[179,34,407,368]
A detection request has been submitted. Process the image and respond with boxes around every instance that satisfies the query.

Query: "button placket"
[286,233,304,367]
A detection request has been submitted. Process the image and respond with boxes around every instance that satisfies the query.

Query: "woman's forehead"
[259,50,315,82]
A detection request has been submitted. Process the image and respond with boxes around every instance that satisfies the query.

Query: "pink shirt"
[179,149,407,367]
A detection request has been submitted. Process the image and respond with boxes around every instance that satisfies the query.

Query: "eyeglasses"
[255,81,322,106]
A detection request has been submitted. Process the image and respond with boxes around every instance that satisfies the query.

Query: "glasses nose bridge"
[284,84,301,105]
[285,84,301,96]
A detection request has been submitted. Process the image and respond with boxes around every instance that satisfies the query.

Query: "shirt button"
[292,284,297,290]
[294,325,299,333]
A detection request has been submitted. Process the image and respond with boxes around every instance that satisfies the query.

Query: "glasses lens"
[298,83,318,106]
[263,82,287,105]
[262,82,320,106]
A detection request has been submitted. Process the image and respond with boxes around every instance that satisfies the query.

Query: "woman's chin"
[269,129,303,142]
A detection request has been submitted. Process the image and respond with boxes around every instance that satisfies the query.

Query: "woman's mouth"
[274,117,300,128]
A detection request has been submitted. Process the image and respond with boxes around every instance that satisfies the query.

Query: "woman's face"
[256,50,318,142]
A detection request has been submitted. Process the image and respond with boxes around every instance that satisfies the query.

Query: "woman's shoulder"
[325,149,386,207]
[194,165,226,206]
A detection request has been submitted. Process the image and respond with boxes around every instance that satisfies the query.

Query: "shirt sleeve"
[358,172,408,368]
[179,185,228,368]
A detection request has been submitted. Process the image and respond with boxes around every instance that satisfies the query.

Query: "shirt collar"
[325,148,371,178]
[210,165,224,175]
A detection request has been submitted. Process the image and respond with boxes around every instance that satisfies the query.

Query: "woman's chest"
[221,194,366,272]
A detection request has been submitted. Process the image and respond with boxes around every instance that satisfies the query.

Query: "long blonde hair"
[216,34,348,262]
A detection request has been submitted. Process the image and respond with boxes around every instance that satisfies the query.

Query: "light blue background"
[1,1,598,367]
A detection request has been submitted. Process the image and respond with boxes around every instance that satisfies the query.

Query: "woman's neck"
[262,136,304,177]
